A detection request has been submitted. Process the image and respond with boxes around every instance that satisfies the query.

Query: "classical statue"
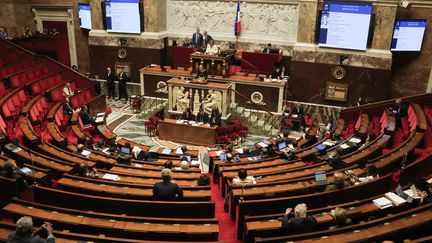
[176,87,190,112]
[202,90,220,113]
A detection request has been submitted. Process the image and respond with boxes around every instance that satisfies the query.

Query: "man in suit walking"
[192,27,203,48]
[202,30,213,48]
[106,67,116,99]
[118,68,128,101]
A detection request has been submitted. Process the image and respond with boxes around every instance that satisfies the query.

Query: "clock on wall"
[331,66,346,80]
[118,48,127,59]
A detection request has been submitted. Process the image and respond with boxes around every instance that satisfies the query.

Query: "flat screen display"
[78,3,92,30]
[319,1,373,51]
[105,0,141,34]
[391,19,427,51]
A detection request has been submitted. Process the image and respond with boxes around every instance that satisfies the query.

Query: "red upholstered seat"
[235,118,248,138]
[145,116,158,136]
[216,126,230,144]
[227,124,239,140]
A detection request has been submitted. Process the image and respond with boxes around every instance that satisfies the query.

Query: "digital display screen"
[105,0,141,34]
[391,19,427,51]
[78,3,92,30]
[319,2,372,51]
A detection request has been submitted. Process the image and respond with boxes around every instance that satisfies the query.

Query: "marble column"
[296,0,319,44]
[427,64,432,93]
[371,3,398,50]
[90,0,103,30]
[143,0,167,32]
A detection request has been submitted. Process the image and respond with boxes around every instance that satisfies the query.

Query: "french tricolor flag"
[234,0,241,36]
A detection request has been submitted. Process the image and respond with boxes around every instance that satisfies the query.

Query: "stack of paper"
[175,147,183,155]
[373,197,393,209]
[340,143,350,149]
[81,150,91,156]
[102,148,110,155]
[102,173,120,181]
[385,192,407,206]
[191,160,200,166]
[323,141,335,146]
[258,142,268,148]
[349,137,362,144]
[236,148,244,154]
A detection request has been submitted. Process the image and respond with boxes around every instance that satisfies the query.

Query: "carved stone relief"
[169,1,298,38]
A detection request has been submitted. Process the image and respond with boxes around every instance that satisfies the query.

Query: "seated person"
[94,139,105,150]
[351,164,379,184]
[49,27,60,36]
[197,174,210,186]
[22,26,32,38]
[270,66,281,79]
[73,144,86,156]
[242,146,251,156]
[326,149,342,168]
[7,216,55,243]
[79,105,94,126]
[179,157,190,170]
[232,168,255,186]
[414,179,432,205]
[181,108,195,121]
[62,97,73,116]
[164,160,173,169]
[282,203,317,233]
[328,207,352,230]
[279,66,288,80]
[152,169,183,200]
[209,108,222,126]
[195,106,209,123]
[62,82,74,98]
[205,39,219,56]
[0,160,30,191]
[225,153,233,163]
[325,171,351,192]
[180,145,191,157]
[75,163,97,178]
[260,148,271,159]
[195,64,208,81]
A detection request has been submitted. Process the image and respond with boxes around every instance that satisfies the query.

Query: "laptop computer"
[278,141,287,150]
[315,170,328,186]
[180,154,192,162]
[121,147,131,154]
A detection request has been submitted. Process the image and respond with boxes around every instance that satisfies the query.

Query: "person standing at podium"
[195,64,208,80]
[196,106,209,123]
[106,67,116,99]
[205,39,220,56]
[192,27,203,48]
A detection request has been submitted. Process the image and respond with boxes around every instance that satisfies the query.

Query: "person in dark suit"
[394,98,408,128]
[118,69,128,101]
[181,108,195,121]
[79,105,94,126]
[196,106,209,123]
[282,203,317,233]
[209,108,222,126]
[106,67,116,99]
[261,43,272,54]
[191,27,203,48]
[0,160,30,191]
[62,97,73,117]
[195,64,208,80]
[7,216,55,243]
[202,31,213,48]
[152,169,183,200]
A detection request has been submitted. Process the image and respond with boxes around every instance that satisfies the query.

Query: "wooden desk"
[158,118,217,147]
[190,53,231,77]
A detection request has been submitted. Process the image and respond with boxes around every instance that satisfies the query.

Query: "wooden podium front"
[190,53,231,77]
[158,118,217,147]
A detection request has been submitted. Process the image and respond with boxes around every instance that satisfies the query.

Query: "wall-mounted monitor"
[105,0,142,34]
[391,19,427,52]
[318,1,373,51]
[78,3,92,30]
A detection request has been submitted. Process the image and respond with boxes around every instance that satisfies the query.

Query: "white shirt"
[63,86,73,97]
[205,44,219,55]
[232,176,256,186]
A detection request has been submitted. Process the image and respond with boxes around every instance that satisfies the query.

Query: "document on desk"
[340,143,350,149]
[161,148,172,155]
[81,150,91,156]
[5,144,21,153]
[258,142,269,148]
[103,173,120,181]
[175,147,183,155]
[349,137,362,144]
[373,197,393,209]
